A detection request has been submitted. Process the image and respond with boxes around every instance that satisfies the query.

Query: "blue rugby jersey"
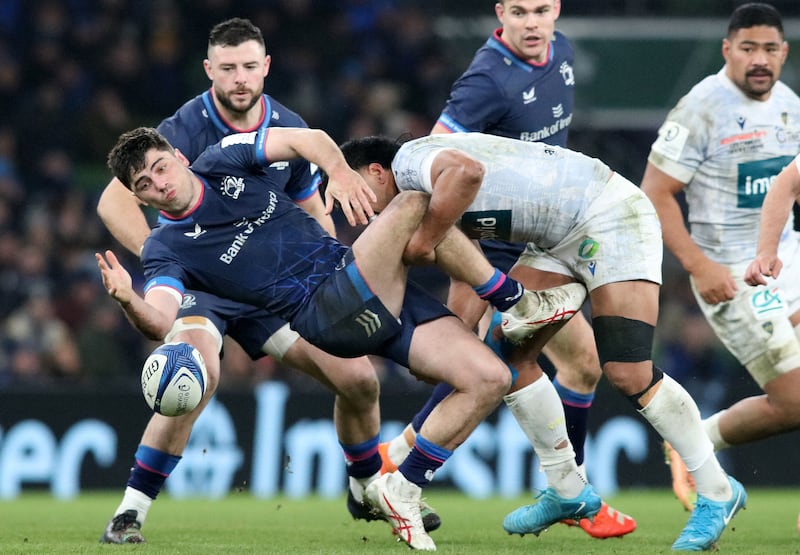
[157,89,319,201]
[435,29,575,147]
[141,129,348,323]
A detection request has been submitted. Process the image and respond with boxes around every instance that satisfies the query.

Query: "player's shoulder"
[262,94,309,129]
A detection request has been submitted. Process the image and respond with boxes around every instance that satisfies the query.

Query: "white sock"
[114,487,153,525]
[504,375,584,498]
[387,424,415,466]
[703,411,731,451]
[638,374,731,501]
[349,471,380,503]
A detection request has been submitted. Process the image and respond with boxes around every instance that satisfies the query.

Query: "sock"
[118,445,182,524]
[473,268,523,311]
[114,487,153,524]
[341,435,382,480]
[398,434,452,487]
[504,375,584,498]
[552,377,593,467]
[387,424,417,466]
[638,374,731,501]
[703,411,731,451]
[410,382,453,438]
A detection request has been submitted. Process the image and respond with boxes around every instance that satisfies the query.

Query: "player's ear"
[175,149,190,167]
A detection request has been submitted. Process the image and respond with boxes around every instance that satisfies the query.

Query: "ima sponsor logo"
[736,156,794,208]
[220,176,245,199]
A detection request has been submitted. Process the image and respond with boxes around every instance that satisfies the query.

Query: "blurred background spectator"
[2,0,793,399]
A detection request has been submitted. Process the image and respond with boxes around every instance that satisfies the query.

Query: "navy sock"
[553,377,594,467]
[127,445,182,499]
[411,382,454,433]
[398,435,452,487]
[340,434,382,479]
[473,268,523,311]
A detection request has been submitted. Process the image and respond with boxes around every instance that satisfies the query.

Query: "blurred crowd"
[0,0,778,397]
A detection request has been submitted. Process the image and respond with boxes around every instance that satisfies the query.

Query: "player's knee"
[335,357,380,408]
[592,316,653,366]
[593,316,659,404]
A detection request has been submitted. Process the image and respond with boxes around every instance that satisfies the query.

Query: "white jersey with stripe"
[648,68,800,265]
[392,133,613,249]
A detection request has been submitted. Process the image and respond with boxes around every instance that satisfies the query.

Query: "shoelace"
[680,498,723,538]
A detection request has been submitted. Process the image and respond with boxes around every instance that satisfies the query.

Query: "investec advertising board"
[0,379,792,499]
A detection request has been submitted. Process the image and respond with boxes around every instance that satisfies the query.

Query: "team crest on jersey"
[221,176,245,199]
[552,104,564,118]
[560,62,574,86]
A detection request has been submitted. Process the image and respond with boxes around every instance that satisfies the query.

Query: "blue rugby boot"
[672,476,746,551]
[503,484,602,536]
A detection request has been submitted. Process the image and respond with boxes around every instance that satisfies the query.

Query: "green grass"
[2,489,799,554]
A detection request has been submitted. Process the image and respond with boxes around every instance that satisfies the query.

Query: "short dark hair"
[339,136,402,171]
[728,3,783,37]
[107,127,173,189]
[208,17,265,50]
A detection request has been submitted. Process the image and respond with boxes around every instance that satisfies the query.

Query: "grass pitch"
[2,488,798,554]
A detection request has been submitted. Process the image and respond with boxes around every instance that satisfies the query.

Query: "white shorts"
[515,173,663,291]
[692,248,800,387]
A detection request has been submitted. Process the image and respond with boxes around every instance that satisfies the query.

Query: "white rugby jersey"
[392,133,614,249]
[648,68,800,265]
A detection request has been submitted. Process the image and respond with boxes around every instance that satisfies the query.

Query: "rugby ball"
[141,342,207,416]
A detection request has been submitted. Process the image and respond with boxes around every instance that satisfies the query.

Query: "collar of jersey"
[487,28,553,72]
[201,90,272,134]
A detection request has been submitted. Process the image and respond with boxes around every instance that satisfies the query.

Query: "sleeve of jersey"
[437,72,504,133]
[141,243,187,305]
[647,100,706,184]
[393,143,438,194]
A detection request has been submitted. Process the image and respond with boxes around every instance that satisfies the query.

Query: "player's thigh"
[407,315,510,392]
[351,191,429,313]
[282,338,379,401]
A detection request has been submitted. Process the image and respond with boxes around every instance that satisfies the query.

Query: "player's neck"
[215,96,265,132]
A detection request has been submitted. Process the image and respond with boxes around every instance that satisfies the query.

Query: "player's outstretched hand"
[324,167,377,226]
[96,250,134,304]
[744,252,782,286]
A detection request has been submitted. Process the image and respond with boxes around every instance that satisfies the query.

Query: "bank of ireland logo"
[220,175,245,199]
[750,287,786,321]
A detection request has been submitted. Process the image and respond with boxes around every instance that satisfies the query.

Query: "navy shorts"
[480,239,526,273]
[178,290,285,360]
[293,251,453,364]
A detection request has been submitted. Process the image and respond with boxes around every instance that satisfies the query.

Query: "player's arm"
[745,159,800,285]
[404,149,484,264]
[641,161,737,304]
[95,250,179,340]
[97,177,151,256]
[261,128,377,226]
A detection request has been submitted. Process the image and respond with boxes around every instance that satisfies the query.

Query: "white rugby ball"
[141,342,207,416]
